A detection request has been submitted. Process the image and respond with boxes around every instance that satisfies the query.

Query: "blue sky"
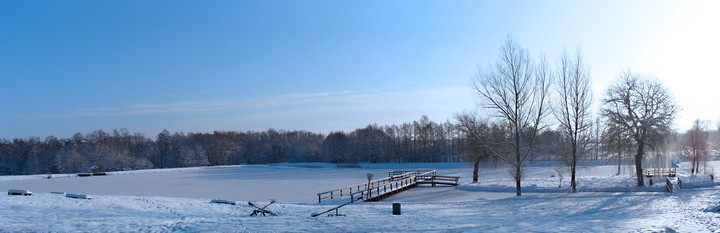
[1,0,719,139]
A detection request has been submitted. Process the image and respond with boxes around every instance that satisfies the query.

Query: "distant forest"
[0,115,575,175]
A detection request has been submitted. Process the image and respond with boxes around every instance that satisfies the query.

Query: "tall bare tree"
[554,48,592,192]
[684,119,708,174]
[472,35,551,196]
[601,71,678,186]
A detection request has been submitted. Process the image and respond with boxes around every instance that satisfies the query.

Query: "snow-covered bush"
[551,168,563,188]
[680,174,716,188]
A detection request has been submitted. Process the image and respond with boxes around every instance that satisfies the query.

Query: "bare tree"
[716,120,720,158]
[684,119,708,174]
[471,35,551,196]
[601,71,679,186]
[455,111,491,183]
[554,47,592,193]
[602,122,632,175]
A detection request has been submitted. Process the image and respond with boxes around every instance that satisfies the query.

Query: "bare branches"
[471,35,550,196]
[454,112,511,165]
[601,71,679,186]
[553,47,592,192]
[684,119,709,174]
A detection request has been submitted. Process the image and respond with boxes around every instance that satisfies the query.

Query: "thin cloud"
[38,90,359,118]
[172,86,476,134]
[34,87,473,123]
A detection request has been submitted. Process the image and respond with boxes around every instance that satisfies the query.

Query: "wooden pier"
[317,170,460,203]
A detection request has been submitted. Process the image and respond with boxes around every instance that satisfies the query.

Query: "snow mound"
[679,174,716,188]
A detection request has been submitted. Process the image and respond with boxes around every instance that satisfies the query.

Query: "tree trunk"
[617,150,621,175]
[473,158,480,183]
[691,159,695,174]
[515,125,522,196]
[571,138,577,193]
[571,156,577,192]
[515,175,522,196]
[635,143,644,186]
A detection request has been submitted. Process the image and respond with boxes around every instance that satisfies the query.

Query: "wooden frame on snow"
[8,189,32,196]
[66,193,92,199]
[210,199,237,205]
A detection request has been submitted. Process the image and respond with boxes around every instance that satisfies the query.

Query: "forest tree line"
[2,115,573,175]
[1,115,718,176]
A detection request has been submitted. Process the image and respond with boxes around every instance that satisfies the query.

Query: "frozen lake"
[0,164,487,203]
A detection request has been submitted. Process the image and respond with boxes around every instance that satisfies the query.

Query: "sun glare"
[639,1,720,129]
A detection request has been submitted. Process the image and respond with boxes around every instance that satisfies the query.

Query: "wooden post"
[366,173,373,201]
[678,178,682,189]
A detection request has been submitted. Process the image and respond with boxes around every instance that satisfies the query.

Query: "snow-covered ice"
[2,162,720,232]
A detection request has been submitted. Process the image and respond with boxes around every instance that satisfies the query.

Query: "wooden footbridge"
[316,170,460,203]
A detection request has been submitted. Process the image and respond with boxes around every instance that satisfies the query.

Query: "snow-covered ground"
[2,162,720,232]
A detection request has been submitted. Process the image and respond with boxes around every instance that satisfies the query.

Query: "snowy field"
[2,162,720,232]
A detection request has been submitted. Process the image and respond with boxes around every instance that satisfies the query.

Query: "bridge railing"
[644,167,677,177]
[416,175,460,186]
[388,170,436,177]
[351,176,413,202]
[317,170,436,203]
[351,170,436,202]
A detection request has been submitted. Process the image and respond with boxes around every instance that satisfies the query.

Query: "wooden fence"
[644,167,677,178]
